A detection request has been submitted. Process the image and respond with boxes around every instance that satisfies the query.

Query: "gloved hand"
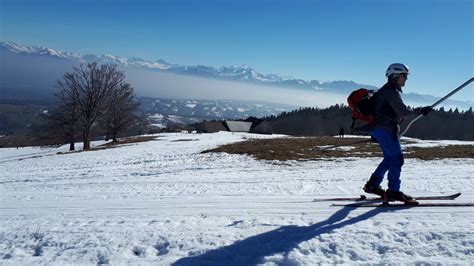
[418,106,433,116]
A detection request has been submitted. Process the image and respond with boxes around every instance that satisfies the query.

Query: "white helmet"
[386,63,410,78]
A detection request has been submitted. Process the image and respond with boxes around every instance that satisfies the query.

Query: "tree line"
[264,104,474,140]
[44,62,141,150]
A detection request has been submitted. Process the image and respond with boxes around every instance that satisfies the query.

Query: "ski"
[313,192,461,202]
[331,202,474,208]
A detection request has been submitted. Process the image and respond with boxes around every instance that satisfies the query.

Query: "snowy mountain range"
[0,41,375,92]
[1,41,472,110]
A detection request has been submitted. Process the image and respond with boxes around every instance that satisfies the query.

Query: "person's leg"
[364,128,392,196]
[372,128,403,191]
[386,151,403,191]
[370,157,389,186]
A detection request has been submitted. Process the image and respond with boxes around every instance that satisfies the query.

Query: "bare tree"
[51,73,80,151]
[53,62,128,150]
[43,72,81,150]
[44,106,80,151]
[101,82,139,143]
[78,62,127,149]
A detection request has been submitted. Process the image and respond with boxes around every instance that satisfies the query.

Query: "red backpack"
[347,88,376,133]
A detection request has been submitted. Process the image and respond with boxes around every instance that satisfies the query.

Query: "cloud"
[124,68,347,108]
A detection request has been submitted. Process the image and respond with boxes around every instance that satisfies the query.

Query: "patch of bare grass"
[97,136,159,149]
[202,137,473,161]
[56,136,159,154]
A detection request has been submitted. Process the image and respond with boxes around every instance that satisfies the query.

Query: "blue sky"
[1,0,473,100]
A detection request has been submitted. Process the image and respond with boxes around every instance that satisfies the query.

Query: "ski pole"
[399,77,474,137]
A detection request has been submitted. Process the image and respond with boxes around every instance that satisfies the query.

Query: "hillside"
[1,132,473,264]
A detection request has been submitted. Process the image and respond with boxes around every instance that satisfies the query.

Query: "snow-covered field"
[1,132,473,265]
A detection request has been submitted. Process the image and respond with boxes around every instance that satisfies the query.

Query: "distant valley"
[139,98,297,128]
[0,97,296,136]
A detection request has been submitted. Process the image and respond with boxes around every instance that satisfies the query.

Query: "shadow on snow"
[173,206,396,265]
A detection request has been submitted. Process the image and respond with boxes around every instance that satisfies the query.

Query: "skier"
[339,128,344,138]
[362,63,432,205]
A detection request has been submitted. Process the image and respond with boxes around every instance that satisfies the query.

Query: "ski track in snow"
[0,132,473,265]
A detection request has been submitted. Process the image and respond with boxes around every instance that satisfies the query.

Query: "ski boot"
[363,184,385,198]
[363,180,385,198]
[384,190,419,205]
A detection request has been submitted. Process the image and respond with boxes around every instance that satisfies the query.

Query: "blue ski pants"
[370,127,404,191]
